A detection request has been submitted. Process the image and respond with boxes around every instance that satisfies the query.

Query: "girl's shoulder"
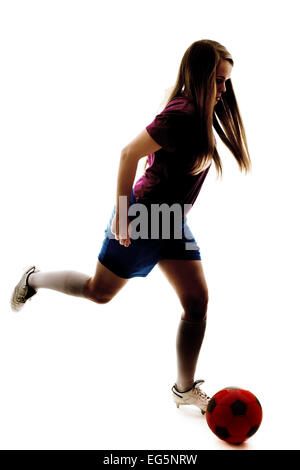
[164,94,196,116]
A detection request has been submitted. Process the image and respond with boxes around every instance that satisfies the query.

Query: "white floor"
[1,268,298,451]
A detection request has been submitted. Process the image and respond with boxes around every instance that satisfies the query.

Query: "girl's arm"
[113,129,161,247]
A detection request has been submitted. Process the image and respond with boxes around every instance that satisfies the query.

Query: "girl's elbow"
[120,146,141,163]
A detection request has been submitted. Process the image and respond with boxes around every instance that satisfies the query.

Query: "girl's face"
[215,59,233,104]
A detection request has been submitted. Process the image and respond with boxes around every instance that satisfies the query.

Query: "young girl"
[11,39,251,415]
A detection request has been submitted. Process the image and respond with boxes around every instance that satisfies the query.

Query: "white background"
[1,0,299,451]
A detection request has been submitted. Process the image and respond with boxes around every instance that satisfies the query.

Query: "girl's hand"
[111,213,131,247]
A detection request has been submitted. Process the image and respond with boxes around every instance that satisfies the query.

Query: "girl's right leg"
[158,258,209,414]
[28,260,129,304]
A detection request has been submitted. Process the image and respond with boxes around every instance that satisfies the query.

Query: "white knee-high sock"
[27,271,90,297]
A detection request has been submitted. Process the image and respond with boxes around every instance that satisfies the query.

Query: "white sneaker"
[171,380,210,415]
[10,266,40,312]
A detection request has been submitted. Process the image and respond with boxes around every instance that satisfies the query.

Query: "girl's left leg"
[28,270,90,297]
[11,261,129,312]
[158,259,209,392]
[28,260,129,303]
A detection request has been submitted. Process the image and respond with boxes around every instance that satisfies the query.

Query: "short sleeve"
[146,98,194,153]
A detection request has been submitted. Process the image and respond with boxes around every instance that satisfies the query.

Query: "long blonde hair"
[154,39,251,176]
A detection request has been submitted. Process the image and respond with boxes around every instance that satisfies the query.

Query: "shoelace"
[193,380,210,401]
[17,286,34,303]
[17,286,27,303]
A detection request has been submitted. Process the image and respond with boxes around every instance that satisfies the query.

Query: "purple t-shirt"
[133,95,211,212]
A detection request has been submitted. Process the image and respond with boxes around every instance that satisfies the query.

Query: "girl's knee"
[182,310,207,323]
[83,278,112,305]
[181,292,208,322]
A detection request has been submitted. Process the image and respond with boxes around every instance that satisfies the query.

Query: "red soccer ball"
[206,387,263,445]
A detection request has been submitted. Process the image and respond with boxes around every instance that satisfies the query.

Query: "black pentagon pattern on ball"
[230,399,247,416]
[207,398,216,413]
[215,427,230,439]
[247,425,259,438]
[256,397,262,408]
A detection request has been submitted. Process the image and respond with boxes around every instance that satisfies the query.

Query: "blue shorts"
[98,190,201,279]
